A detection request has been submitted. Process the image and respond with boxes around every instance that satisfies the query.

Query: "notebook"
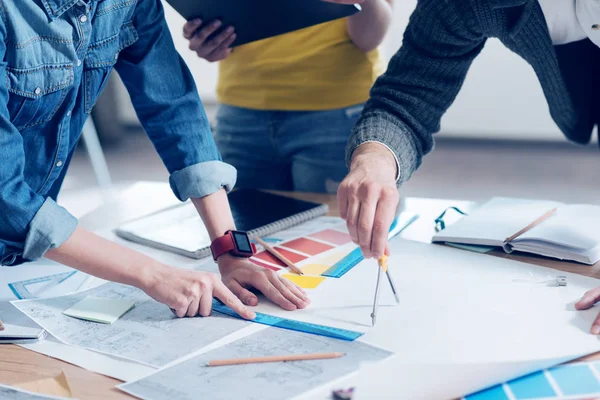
[432,197,600,265]
[116,189,329,259]
[0,302,46,344]
[165,0,360,47]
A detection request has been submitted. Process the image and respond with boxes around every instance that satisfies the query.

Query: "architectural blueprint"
[13,282,250,367]
[0,385,68,400]
[120,328,392,400]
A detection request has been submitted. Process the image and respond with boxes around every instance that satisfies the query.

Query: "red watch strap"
[211,232,235,261]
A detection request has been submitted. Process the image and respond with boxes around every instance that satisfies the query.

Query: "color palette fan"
[465,361,600,400]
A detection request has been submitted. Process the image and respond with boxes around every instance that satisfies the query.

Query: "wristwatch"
[210,230,256,261]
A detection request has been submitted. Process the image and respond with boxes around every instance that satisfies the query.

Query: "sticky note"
[282,274,326,289]
[508,371,555,399]
[63,296,135,324]
[301,264,331,276]
[549,364,600,395]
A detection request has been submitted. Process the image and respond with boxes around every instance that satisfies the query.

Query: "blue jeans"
[214,104,365,194]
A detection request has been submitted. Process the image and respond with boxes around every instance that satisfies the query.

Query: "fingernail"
[592,325,600,335]
[213,20,221,27]
[194,18,202,23]
[227,26,234,33]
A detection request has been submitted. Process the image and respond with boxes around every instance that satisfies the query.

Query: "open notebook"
[433,197,600,265]
[116,190,329,259]
[0,302,46,344]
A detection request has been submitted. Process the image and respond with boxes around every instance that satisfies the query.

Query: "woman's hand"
[145,264,255,319]
[218,254,310,311]
[183,19,236,62]
[576,288,600,334]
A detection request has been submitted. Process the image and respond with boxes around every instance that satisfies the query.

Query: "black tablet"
[166,0,361,47]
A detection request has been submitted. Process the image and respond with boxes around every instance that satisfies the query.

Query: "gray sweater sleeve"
[346,0,487,183]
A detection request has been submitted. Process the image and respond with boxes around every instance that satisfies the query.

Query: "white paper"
[0,384,70,400]
[240,238,600,365]
[119,328,392,400]
[20,335,155,382]
[13,282,250,367]
[350,356,573,400]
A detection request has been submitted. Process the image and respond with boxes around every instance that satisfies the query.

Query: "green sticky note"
[63,296,135,324]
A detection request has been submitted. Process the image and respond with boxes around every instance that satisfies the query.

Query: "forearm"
[192,189,236,241]
[347,0,393,52]
[45,227,162,290]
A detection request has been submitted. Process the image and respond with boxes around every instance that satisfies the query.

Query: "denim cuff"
[169,160,237,201]
[346,112,419,184]
[22,198,78,261]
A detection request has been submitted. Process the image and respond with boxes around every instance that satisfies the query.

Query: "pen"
[255,237,304,275]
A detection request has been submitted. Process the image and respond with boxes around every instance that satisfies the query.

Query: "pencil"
[208,352,345,367]
[504,208,557,244]
[0,317,5,331]
[255,237,304,275]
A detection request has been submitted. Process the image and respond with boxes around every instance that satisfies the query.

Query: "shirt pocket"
[84,22,138,113]
[6,64,73,131]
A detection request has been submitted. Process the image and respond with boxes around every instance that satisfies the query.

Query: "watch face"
[232,231,253,254]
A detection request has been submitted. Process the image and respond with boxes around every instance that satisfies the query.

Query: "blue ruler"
[212,300,363,341]
[322,212,419,278]
[8,271,77,300]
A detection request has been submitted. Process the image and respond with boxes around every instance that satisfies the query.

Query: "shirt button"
[79,15,88,23]
[56,161,63,167]
[66,110,72,117]
[114,53,119,61]
[34,87,41,95]
[593,24,600,30]
[77,59,82,67]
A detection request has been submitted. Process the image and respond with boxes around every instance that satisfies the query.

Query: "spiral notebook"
[115,190,329,259]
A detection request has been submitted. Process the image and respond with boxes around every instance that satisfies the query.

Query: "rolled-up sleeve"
[0,20,77,266]
[115,0,235,202]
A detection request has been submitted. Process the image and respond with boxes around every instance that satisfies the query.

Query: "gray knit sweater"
[347,0,600,183]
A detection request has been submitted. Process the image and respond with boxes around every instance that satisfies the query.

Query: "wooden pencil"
[504,208,557,244]
[208,352,345,367]
[0,317,5,331]
[255,237,304,275]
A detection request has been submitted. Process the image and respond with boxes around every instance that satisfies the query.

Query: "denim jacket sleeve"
[0,18,77,266]
[115,0,236,201]
[346,0,487,184]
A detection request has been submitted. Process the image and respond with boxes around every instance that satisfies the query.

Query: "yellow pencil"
[208,352,345,367]
[255,237,304,275]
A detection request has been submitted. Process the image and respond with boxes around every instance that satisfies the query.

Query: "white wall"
[115,0,564,141]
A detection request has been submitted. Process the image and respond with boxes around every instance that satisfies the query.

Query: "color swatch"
[309,229,353,246]
[282,274,326,289]
[281,238,334,256]
[465,361,600,400]
[272,248,308,263]
[301,264,334,276]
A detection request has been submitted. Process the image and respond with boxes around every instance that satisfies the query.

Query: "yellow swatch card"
[283,274,326,289]
[301,264,331,276]
[63,297,135,324]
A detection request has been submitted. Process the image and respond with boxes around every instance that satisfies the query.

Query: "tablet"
[165,0,361,47]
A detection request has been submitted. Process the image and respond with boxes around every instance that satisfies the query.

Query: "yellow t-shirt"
[217,19,384,111]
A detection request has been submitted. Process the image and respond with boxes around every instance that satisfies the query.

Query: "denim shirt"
[0,0,236,266]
